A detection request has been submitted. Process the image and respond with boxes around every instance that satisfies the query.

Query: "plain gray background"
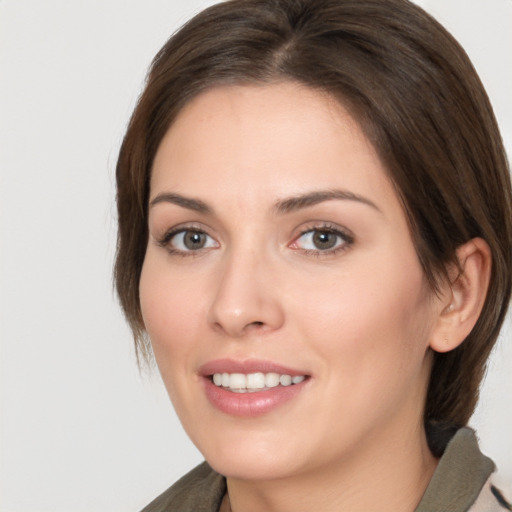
[1,1,511,510]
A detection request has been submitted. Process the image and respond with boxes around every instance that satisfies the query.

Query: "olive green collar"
[415,427,494,512]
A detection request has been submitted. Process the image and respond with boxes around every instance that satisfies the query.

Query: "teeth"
[265,372,280,388]
[246,372,265,389]
[211,372,307,392]
[229,373,246,390]
[279,374,292,386]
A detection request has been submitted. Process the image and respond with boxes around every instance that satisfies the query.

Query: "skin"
[140,82,454,511]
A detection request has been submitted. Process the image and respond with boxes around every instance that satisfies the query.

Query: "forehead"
[150,82,398,216]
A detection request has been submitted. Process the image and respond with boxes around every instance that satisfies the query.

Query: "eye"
[291,226,353,253]
[160,228,218,253]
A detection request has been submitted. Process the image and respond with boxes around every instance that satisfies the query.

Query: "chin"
[208,451,304,482]
[191,425,309,481]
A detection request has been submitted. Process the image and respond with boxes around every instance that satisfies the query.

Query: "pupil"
[184,231,205,249]
[313,231,337,250]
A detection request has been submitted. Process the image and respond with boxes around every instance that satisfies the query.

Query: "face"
[140,83,442,482]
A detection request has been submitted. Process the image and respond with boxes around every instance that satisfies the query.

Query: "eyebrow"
[149,188,380,215]
[149,192,212,214]
[274,189,381,214]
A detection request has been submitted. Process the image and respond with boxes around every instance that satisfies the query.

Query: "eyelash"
[156,223,354,258]
[157,226,217,257]
[290,223,354,257]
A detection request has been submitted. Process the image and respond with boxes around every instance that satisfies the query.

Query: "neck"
[225,422,438,512]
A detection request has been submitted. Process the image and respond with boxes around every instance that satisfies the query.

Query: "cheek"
[291,255,433,381]
[300,272,433,438]
[139,253,208,376]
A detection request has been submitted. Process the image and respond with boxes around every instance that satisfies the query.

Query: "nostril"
[243,321,266,333]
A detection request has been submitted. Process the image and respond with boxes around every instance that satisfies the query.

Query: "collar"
[415,427,495,512]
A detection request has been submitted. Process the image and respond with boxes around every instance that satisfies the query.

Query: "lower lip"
[203,378,308,417]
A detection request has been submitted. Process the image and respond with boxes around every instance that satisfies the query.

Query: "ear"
[429,238,492,353]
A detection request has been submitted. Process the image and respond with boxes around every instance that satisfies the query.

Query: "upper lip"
[199,358,309,377]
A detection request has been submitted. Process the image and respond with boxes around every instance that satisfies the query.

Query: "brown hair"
[115,0,512,433]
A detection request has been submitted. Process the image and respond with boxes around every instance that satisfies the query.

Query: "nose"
[207,248,285,338]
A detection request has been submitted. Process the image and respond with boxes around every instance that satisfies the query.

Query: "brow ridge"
[274,189,380,214]
[149,189,379,216]
[149,192,212,214]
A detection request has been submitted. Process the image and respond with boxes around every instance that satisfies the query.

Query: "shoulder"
[417,427,511,512]
[140,462,226,512]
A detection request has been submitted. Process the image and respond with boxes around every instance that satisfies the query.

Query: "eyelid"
[158,224,202,244]
[153,219,211,242]
[153,220,353,257]
[289,222,354,254]
[156,224,220,255]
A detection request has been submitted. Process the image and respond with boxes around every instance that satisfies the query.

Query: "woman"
[115,0,512,510]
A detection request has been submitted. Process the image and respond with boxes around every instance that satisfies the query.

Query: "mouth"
[210,372,306,393]
[199,359,311,416]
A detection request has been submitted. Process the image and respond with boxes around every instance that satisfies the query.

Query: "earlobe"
[429,238,492,354]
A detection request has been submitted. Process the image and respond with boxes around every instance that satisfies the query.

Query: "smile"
[200,359,310,416]
[212,372,306,392]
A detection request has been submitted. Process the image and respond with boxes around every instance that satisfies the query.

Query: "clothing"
[141,461,225,512]
[140,427,510,512]
[415,428,509,512]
